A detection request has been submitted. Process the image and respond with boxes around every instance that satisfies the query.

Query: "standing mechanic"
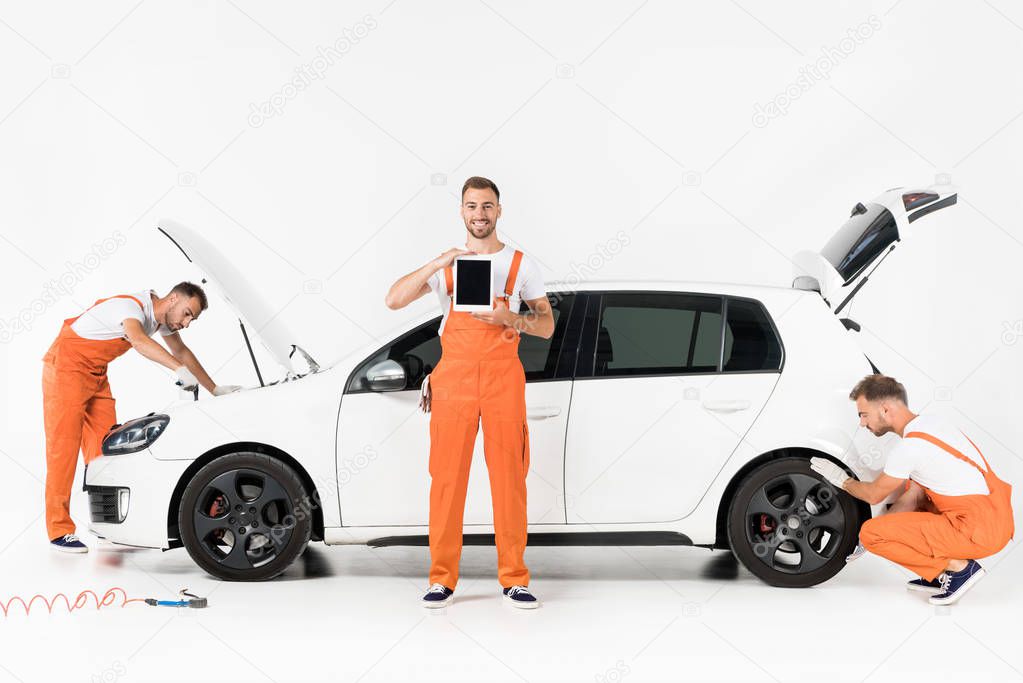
[811,375,1013,605]
[43,283,241,553]
[385,176,554,609]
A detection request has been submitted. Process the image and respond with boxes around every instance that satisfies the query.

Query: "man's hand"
[165,332,217,394]
[810,457,850,489]
[212,385,243,396]
[385,248,477,310]
[175,366,200,391]
[433,247,476,270]
[471,299,514,327]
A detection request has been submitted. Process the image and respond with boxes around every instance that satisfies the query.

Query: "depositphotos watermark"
[501,230,633,342]
[752,15,882,128]
[0,231,128,344]
[248,15,378,128]
[90,660,126,683]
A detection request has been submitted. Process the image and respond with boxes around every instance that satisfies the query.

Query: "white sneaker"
[50,534,89,553]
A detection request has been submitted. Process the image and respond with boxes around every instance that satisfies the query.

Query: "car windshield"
[820,202,898,284]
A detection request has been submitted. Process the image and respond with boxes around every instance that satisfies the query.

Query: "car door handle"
[527,406,562,420]
[702,399,751,413]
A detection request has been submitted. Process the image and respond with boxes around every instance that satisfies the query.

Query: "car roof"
[543,279,804,299]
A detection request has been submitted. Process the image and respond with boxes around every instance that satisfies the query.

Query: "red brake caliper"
[758,514,775,534]
[209,496,226,541]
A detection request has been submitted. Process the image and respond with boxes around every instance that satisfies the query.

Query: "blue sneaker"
[503,585,539,609]
[50,534,88,553]
[906,576,944,595]
[929,560,986,605]
[421,583,453,609]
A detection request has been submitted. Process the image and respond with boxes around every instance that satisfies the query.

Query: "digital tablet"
[452,255,493,312]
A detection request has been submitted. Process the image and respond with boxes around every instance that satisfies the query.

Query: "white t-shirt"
[70,290,175,341]
[883,414,989,496]
[428,245,546,335]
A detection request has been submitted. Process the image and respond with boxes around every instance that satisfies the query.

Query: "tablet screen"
[455,259,492,305]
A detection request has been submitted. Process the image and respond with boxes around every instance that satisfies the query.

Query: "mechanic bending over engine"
[811,374,1013,605]
[385,176,554,609]
[42,282,242,553]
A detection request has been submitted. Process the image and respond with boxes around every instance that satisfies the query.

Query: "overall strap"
[960,433,994,472]
[904,431,987,476]
[503,250,523,298]
[444,251,523,299]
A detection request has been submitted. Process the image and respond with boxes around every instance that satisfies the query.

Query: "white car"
[85,184,957,587]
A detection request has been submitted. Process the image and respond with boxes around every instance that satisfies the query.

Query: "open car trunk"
[793,184,958,314]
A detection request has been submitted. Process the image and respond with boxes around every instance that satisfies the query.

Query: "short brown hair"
[849,374,907,404]
[170,281,208,311]
[461,176,500,202]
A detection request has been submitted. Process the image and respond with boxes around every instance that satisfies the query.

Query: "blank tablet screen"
[455,260,491,305]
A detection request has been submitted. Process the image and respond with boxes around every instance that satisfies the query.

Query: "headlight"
[102,414,169,455]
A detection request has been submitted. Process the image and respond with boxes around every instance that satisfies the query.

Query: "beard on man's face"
[868,422,892,437]
[467,221,495,239]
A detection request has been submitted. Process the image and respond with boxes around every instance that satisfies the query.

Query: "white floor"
[1,515,1020,683]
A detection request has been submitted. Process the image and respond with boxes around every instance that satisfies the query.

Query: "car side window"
[591,293,722,377]
[517,294,574,381]
[345,318,441,393]
[345,293,576,393]
[722,298,783,372]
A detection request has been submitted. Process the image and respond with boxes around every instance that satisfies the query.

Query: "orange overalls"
[860,431,1014,581]
[42,295,142,540]
[427,250,531,590]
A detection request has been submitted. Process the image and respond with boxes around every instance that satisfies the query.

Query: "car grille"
[88,486,121,524]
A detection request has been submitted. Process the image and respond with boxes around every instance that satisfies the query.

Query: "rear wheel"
[178,453,311,581]
[726,457,862,587]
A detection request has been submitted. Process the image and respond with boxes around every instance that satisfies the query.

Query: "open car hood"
[793,184,958,313]
[158,218,302,375]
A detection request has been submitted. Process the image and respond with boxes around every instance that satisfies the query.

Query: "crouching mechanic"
[811,374,1013,605]
[42,282,241,553]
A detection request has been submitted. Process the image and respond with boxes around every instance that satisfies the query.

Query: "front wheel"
[178,453,311,581]
[726,457,863,587]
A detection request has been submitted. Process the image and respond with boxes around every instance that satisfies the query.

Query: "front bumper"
[84,448,193,549]
[87,485,127,524]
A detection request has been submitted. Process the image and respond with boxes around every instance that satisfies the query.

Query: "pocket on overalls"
[967,497,1006,550]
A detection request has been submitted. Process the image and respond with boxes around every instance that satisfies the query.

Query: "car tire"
[726,457,862,588]
[178,452,312,581]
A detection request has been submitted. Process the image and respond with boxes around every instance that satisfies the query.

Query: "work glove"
[213,385,243,396]
[418,374,432,413]
[810,457,850,489]
[175,366,200,392]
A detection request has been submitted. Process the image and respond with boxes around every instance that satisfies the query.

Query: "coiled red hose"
[1,587,145,616]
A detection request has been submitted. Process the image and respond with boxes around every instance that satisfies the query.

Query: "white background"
[1,1,1021,681]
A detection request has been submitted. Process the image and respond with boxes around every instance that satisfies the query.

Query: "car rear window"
[820,202,898,283]
[722,298,783,372]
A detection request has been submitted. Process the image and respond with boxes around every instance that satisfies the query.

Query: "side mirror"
[365,360,407,392]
